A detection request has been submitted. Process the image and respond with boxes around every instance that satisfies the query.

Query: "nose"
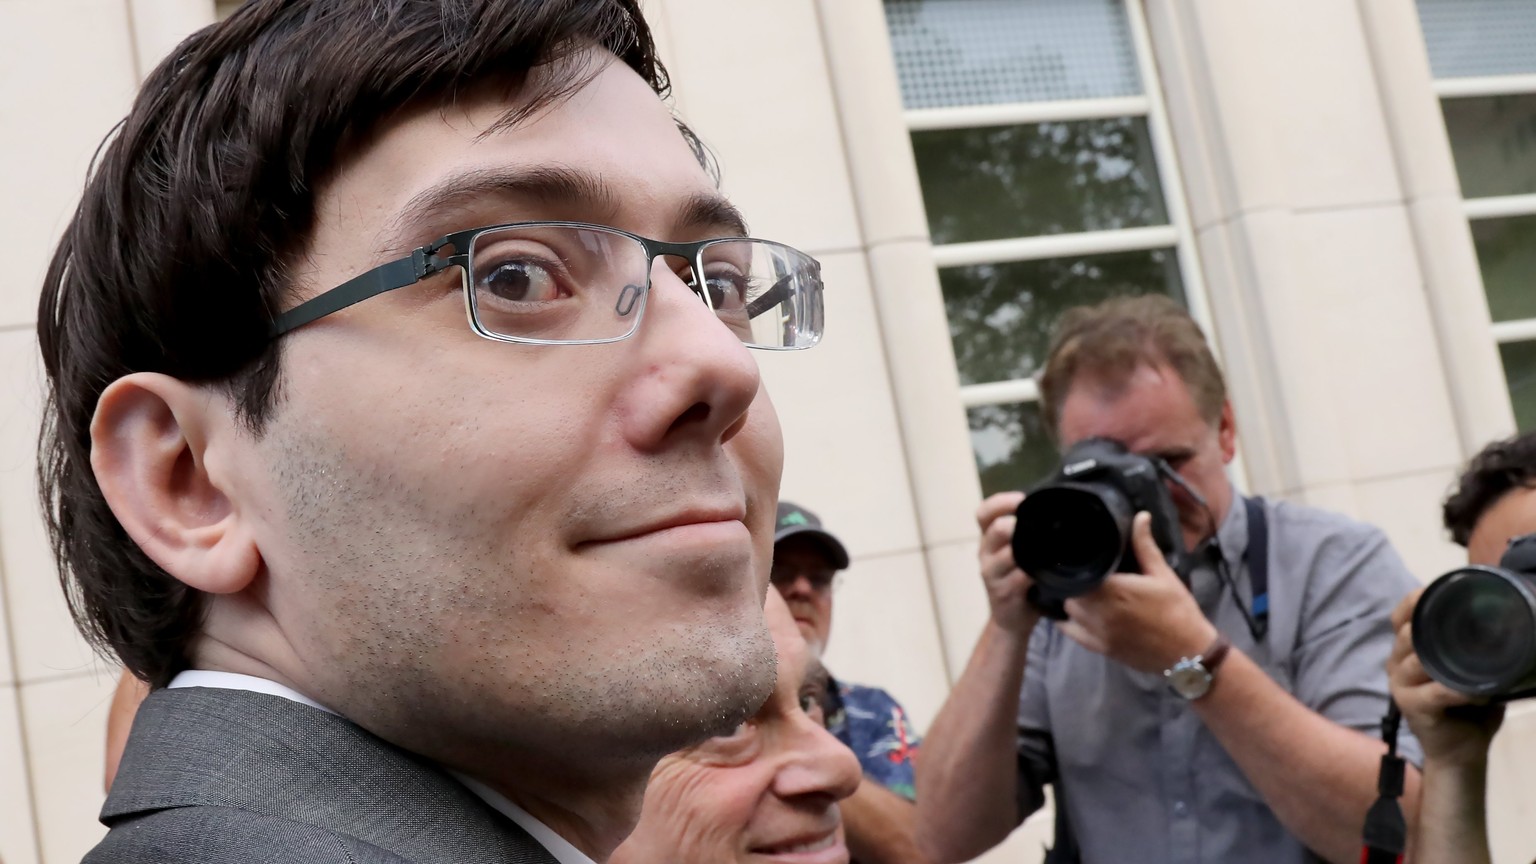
[615,259,764,452]
[776,572,816,600]
[771,714,862,804]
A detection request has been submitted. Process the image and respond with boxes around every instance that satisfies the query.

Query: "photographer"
[915,295,1422,864]
[1387,431,1536,864]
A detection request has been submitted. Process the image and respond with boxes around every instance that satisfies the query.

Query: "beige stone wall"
[0,1,1531,863]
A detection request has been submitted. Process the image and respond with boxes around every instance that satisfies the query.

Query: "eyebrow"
[384,164,750,251]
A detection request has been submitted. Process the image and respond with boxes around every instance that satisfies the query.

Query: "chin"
[691,617,780,739]
[622,611,779,754]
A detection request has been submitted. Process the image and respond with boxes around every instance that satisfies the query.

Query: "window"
[1418,0,1536,432]
[884,0,1214,494]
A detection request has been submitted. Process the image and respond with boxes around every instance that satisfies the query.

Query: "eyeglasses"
[769,566,839,593]
[270,221,825,349]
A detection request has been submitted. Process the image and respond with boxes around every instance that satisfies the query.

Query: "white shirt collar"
[168,670,337,714]
[166,670,592,864]
[451,772,598,864]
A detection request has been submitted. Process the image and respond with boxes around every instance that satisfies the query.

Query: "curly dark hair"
[1443,431,1536,547]
[37,0,679,688]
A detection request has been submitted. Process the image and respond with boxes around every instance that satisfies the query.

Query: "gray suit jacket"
[88,687,559,864]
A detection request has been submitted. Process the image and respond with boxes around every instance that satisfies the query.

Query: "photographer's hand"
[1390,590,1497,864]
[1387,590,1503,766]
[976,491,1040,636]
[1058,511,1217,674]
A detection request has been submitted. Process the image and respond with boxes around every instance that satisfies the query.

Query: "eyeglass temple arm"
[744,273,798,320]
[268,248,445,337]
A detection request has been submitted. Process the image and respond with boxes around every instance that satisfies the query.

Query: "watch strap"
[1201,634,1232,674]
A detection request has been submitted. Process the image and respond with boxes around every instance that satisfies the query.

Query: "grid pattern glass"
[1500,340,1536,432]
[941,249,1186,386]
[885,0,1141,110]
[912,118,1169,244]
[1469,215,1536,323]
[1417,0,1536,79]
[1442,94,1536,199]
[969,401,1057,496]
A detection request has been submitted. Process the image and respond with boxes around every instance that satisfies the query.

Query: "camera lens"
[1013,484,1132,596]
[1414,566,1536,697]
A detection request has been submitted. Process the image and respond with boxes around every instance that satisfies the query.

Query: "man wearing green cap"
[772,501,928,864]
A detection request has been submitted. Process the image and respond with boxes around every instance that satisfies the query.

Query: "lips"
[750,827,845,862]
[580,504,747,545]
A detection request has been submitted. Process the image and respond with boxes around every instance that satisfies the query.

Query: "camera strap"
[1361,701,1407,863]
[1242,497,1271,640]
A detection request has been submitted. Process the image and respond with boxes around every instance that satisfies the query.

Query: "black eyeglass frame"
[268,220,824,348]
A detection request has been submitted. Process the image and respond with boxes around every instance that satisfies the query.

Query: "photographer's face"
[1468,486,1536,566]
[218,54,782,779]
[1057,362,1236,550]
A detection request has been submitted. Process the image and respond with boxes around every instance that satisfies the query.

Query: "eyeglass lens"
[466,225,822,347]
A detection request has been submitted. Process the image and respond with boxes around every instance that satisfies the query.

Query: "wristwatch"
[1164,634,1232,700]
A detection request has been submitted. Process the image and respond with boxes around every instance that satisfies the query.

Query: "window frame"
[894,0,1241,487]
[1432,74,1536,424]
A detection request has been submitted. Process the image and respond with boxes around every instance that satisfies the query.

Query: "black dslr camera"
[1413,532,1536,701]
[1011,437,1194,620]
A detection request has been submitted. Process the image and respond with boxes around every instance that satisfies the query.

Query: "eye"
[479,258,565,304]
[702,268,752,312]
[1163,453,1193,471]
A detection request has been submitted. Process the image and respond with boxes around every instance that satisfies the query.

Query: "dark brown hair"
[1038,294,1227,437]
[1444,431,1536,547]
[38,0,676,687]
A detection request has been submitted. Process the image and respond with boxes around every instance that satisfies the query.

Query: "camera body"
[1413,532,1536,701]
[1011,437,1193,619]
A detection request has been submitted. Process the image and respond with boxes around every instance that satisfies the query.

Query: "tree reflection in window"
[941,249,1185,387]
[913,118,1168,245]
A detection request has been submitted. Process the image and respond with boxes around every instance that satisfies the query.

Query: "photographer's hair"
[1443,431,1536,547]
[37,0,684,688]
[1037,294,1227,439]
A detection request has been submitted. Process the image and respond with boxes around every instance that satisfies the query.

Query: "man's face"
[613,592,861,864]
[1056,362,1236,551]
[770,537,839,655]
[221,54,784,773]
[1467,486,1536,566]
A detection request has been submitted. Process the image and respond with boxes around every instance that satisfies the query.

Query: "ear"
[1217,400,1238,464]
[90,373,261,595]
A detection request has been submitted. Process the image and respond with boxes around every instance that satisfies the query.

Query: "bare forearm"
[842,780,929,864]
[914,620,1032,863]
[1192,650,1421,864]
[1406,757,1490,864]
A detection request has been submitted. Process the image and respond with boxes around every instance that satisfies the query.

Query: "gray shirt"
[1016,491,1422,864]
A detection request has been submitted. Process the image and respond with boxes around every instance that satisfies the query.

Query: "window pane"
[1501,339,1536,433]
[970,401,1059,497]
[913,118,1169,245]
[942,248,1186,386]
[1470,214,1536,323]
[1417,0,1536,79]
[885,0,1140,110]
[1442,94,1536,199]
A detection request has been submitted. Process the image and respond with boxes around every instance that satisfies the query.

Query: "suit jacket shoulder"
[94,687,557,864]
